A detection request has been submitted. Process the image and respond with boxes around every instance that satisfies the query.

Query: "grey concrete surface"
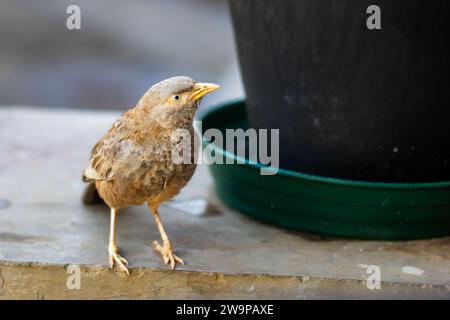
[1,107,450,299]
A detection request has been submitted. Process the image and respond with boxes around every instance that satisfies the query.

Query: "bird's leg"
[148,205,184,270]
[108,207,129,275]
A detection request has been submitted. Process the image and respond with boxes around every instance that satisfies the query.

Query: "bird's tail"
[82,181,105,205]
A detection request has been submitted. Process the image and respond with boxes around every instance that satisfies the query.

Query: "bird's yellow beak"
[189,82,220,102]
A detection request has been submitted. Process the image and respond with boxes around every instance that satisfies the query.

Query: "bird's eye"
[174,95,180,101]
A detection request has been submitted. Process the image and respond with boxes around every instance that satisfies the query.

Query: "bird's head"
[137,76,219,127]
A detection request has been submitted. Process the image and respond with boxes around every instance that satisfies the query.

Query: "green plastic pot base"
[198,100,450,240]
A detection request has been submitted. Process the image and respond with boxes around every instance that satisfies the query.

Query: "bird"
[82,76,219,275]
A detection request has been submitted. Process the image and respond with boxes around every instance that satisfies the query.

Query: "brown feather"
[82,76,199,209]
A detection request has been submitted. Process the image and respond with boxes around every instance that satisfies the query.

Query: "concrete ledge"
[1,106,450,299]
[1,262,449,299]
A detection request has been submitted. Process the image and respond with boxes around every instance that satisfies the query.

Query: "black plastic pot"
[229,0,450,182]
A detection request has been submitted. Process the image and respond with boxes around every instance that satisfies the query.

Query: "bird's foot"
[152,241,184,270]
[108,245,129,276]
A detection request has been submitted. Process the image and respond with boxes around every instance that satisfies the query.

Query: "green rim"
[197,100,450,240]
[198,100,450,190]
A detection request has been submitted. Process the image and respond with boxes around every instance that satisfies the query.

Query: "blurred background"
[0,0,243,110]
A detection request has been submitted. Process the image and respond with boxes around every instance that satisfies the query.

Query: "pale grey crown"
[147,76,196,102]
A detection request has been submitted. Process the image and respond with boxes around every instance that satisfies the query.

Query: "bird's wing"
[83,112,135,182]
[83,143,115,182]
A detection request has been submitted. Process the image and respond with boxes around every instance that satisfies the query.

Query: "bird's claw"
[152,241,184,270]
[108,245,130,276]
